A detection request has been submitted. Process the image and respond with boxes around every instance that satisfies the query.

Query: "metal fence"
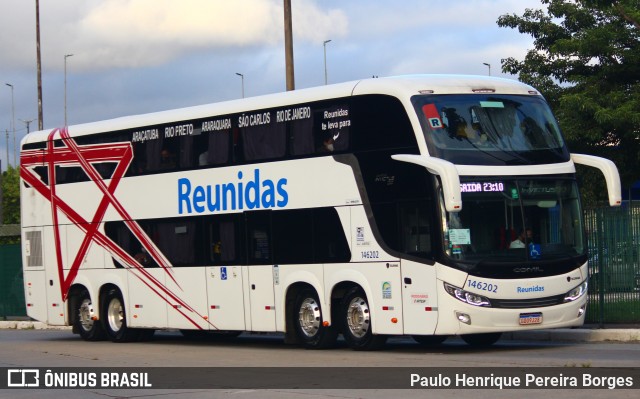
[584,201,640,324]
[0,243,26,319]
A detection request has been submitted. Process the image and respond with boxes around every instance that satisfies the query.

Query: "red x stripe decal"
[20,128,214,329]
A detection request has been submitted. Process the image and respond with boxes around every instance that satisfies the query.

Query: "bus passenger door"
[244,211,276,332]
[206,266,246,331]
[247,266,276,332]
[401,260,439,335]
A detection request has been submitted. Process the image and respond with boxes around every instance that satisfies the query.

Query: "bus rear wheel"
[461,332,502,347]
[293,288,337,349]
[102,287,140,342]
[340,287,387,351]
[74,289,105,341]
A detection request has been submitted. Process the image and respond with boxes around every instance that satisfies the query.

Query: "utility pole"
[283,0,295,91]
[5,83,15,166]
[5,130,9,170]
[36,0,44,130]
[20,118,36,134]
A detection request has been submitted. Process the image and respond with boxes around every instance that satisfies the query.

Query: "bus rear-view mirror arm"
[571,153,622,207]
[391,154,462,212]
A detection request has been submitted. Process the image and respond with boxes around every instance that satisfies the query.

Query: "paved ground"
[1,320,639,342]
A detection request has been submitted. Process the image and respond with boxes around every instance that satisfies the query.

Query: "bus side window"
[158,146,177,170]
[178,135,195,170]
[313,208,351,262]
[199,130,230,166]
[232,128,244,163]
[314,104,350,154]
[242,122,286,161]
[151,221,198,266]
[246,211,272,264]
[272,209,313,263]
[208,215,241,265]
[289,117,314,156]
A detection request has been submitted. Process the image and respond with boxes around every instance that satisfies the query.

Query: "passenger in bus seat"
[159,148,177,169]
[134,247,151,266]
[320,137,334,152]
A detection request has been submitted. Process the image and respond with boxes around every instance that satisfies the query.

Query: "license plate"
[519,312,543,325]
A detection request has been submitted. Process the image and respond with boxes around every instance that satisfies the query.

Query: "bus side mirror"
[391,154,462,212]
[570,153,622,207]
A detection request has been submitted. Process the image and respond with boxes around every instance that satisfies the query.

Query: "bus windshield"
[412,94,570,165]
[441,178,585,269]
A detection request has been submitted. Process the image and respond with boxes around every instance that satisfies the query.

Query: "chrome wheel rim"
[107,297,124,333]
[298,297,321,338]
[78,298,95,332]
[346,296,370,338]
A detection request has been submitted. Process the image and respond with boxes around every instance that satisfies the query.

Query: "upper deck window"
[412,94,570,165]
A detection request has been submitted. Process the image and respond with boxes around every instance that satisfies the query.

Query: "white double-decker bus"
[20,75,621,349]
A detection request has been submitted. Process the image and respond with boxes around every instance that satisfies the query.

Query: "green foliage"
[497,0,640,206]
[1,165,20,224]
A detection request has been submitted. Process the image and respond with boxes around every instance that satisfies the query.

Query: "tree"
[498,0,640,205]
[1,166,20,224]
[1,166,20,244]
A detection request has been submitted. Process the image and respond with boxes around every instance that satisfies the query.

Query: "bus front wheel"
[293,288,337,349]
[340,287,387,351]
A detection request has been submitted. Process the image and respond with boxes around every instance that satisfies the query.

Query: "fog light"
[456,311,471,325]
[578,304,586,317]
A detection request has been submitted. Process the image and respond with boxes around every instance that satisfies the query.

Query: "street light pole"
[235,73,245,98]
[36,0,44,130]
[323,39,331,85]
[5,83,15,166]
[483,62,491,76]
[64,54,74,126]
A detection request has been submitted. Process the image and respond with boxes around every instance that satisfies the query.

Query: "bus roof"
[22,74,538,145]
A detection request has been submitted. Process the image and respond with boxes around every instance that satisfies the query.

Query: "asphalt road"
[0,329,638,398]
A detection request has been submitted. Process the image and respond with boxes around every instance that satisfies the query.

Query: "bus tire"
[413,335,447,347]
[340,287,387,351]
[74,289,106,341]
[102,287,139,342]
[461,332,502,347]
[293,288,337,349]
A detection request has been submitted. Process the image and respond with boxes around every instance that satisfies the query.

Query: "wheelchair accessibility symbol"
[529,244,541,260]
[220,266,227,280]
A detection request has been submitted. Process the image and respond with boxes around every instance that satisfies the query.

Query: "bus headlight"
[444,283,491,307]
[564,281,588,302]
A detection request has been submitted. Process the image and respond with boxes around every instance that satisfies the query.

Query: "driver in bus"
[510,228,533,249]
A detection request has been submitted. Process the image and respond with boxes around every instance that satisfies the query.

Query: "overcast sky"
[0,0,545,170]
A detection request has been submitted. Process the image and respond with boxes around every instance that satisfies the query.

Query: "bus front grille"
[491,294,566,309]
